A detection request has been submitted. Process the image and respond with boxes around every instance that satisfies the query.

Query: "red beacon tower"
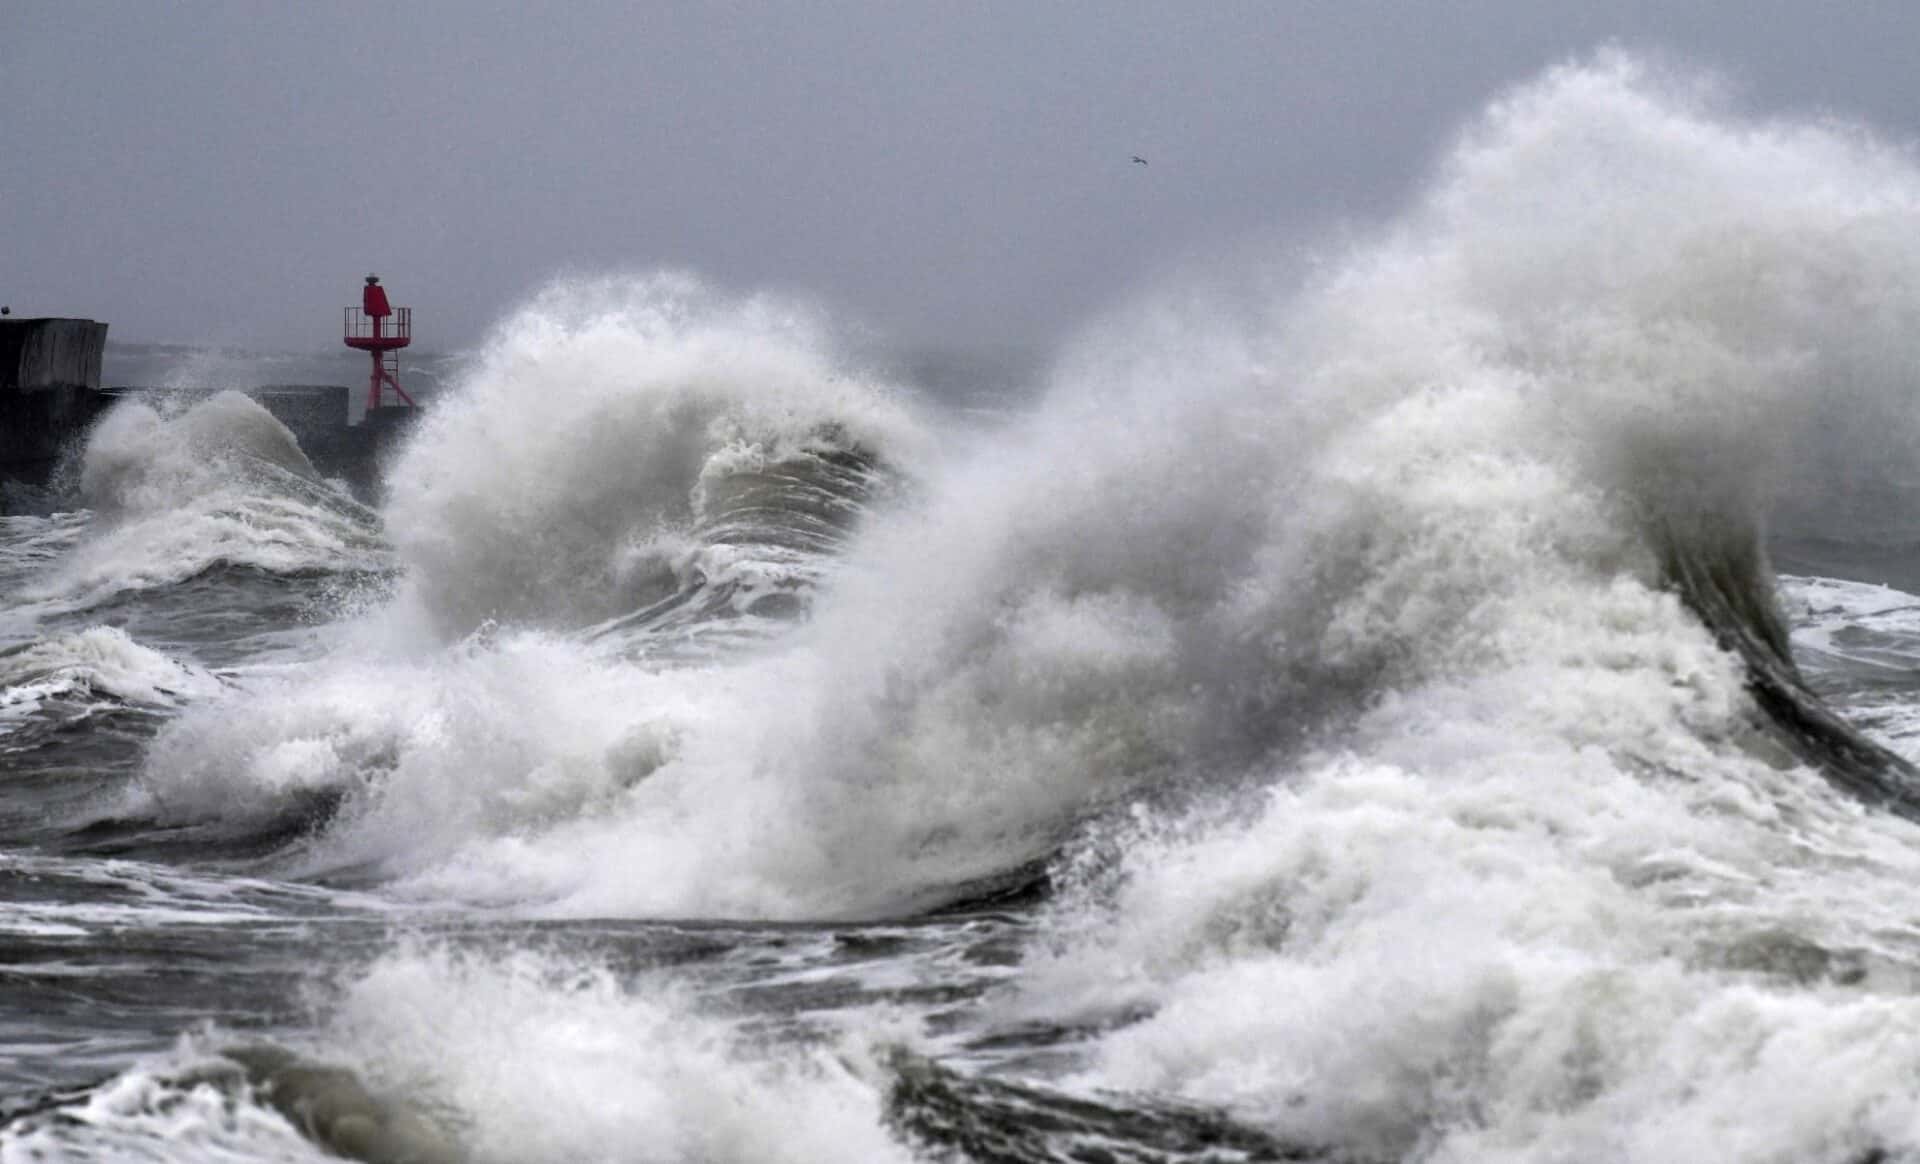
[344,274,416,412]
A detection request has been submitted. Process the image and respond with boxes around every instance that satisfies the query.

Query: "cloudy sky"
[7,2,1920,352]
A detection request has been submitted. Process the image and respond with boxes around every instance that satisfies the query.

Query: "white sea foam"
[1777,574,1920,764]
[140,50,1920,925]
[21,392,386,610]
[0,852,390,939]
[1782,574,1920,674]
[0,1053,336,1164]
[381,273,925,637]
[13,944,919,1162]
[305,944,914,1164]
[134,627,712,883]
[995,52,1920,1162]
[0,626,223,733]
[0,513,89,646]
[107,50,1920,1161]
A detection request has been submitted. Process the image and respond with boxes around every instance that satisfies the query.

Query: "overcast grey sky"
[7,2,1920,352]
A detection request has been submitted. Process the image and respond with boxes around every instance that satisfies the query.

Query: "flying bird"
[1131,155,1148,165]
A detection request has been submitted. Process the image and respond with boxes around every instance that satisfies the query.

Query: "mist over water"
[14,52,1920,1162]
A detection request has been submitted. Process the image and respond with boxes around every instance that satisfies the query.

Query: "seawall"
[2,320,424,511]
[0,318,110,483]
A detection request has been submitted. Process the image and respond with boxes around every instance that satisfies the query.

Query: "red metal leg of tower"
[384,363,417,408]
[367,351,416,411]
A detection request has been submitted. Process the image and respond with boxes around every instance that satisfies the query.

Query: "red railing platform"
[344,306,411,349]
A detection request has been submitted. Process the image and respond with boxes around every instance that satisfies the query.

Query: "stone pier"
[0,317,110,485]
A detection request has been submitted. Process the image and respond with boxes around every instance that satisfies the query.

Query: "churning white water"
[15,51,1920,1163]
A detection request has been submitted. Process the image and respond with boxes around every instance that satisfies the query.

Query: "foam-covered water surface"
[15,51,1920,1163]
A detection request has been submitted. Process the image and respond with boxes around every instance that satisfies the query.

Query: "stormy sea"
[14,57,1920,1163]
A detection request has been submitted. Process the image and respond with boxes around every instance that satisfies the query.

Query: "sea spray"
[131,51,1920,937]
[80,391,320,515]
[129,278,932,906]
[1006,52,1920,1162]
[22,392,385,611]
[381,273,924,637]
[318,944,914,1164]
[20,47,1920,1164]
[0,626,223,729]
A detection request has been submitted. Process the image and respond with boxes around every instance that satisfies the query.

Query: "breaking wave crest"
[122,278,923,889]
[381,274,919,641]
[131,55,1920,939]
[22,392,386,610]
[1000,53,1920,1164]
[0,945,909,1164]
[35,49,1920,1164]
[0,627,222,731]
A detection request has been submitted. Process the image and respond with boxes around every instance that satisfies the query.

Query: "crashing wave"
[381,274,921,639]
[20,392,387,612]
[0,626,222,729]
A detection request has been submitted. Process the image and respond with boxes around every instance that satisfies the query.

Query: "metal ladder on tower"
[374,348,403,408]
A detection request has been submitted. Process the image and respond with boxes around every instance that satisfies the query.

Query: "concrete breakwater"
[1,319,417,508]
[0,318,111,484]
